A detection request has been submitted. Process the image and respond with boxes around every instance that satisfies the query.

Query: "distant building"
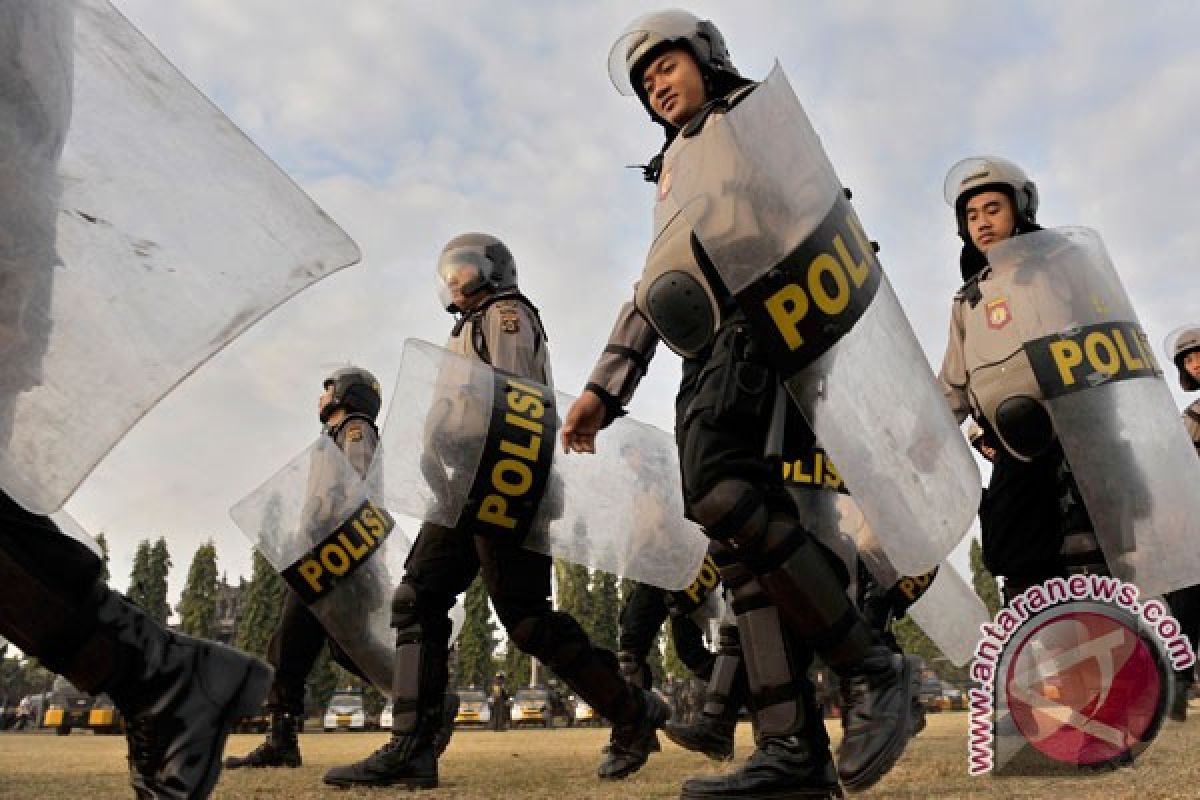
[213,577,244,646]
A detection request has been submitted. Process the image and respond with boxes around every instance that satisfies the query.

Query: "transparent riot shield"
[787,471,986,667]
[0,0,360,513]
[987,227,1200,597]
[379,339,710,591]
[665,64,978,576]
[230,437,412,696]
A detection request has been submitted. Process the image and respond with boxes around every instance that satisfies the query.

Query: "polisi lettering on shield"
[1026,321,1161,399]
[281,500,396,604]
[781,446,847,494]
[738,193,883,378]
[680,554,720,607]
[465,372,557,543]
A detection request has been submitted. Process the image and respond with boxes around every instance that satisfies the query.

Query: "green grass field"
[2,713,1200,798]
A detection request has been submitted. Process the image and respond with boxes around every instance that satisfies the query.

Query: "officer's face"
[964,190,1016,253]
[443,262,485,312]
[640,47,708,128]
[319,384,336,417]
[1185,351,1200,382]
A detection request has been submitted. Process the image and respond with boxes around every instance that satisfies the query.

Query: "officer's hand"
[562,390,606,454]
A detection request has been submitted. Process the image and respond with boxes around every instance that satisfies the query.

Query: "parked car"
[509,686,570,728]
[323,688,367,732]
[574,698,601,727]
[86,695,124,735]
[454,688,491,727]
[42,677,93,735]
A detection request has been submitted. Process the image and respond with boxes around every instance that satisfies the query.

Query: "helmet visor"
[607,10,701,96]
[437,247,488,310]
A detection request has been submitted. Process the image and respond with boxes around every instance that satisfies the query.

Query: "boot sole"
[324,775,438,789]
[662,729,734,762]
[681,786,843,799]
[838,655,918,793]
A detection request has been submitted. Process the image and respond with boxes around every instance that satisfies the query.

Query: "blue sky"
[60,1,1200,608]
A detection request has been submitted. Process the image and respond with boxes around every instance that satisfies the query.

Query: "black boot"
[1170,676,1190,723]
[681,736,843,799]
[597,688,670,780]
[323,584,446,789]
[680,574,841,798]
[223,711,302,768]
[664,619,746,761]
[598,651,662,778]
[96,591,274,799]
[433,691,460,757]
[750,533,917,792]
[322,700,439,789]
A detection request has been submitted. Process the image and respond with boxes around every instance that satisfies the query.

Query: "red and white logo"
[1004,609,1163,767]
[986,297,1012,330]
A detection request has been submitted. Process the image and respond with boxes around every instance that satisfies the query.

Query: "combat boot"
[835,652,919,792]
[597,688,670,780]
[664,626,746,762]
[681,735,843,799]
[96,591,274,799]
[742,532,917,793]
[433,691,460,757]
[223,711,302,769]
[322,703,439,789]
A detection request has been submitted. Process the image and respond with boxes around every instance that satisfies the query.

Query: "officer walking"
[1165,326,1200,719]
[488,672,510,732]
[0,6,272,796]
[225,368,384,768]
[324,234,668,789]
[563,12,919,798]
[937,157,1105,598]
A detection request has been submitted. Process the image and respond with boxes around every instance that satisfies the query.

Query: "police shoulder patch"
[345,422,364,443]
[496,301,520,334]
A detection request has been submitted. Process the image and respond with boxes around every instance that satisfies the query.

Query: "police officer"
[324,234,667,789]
[0,5,272,796]
[488,672,509,732]
[225,368,384,768]
[563,12,918,798]
[938,157,1105,597]
[1165,326,1200,719]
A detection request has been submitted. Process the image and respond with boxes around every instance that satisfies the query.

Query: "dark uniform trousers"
[618,581,715,683]
[402,518,635,723]
[266,590,364,715]
[0,490,112,688]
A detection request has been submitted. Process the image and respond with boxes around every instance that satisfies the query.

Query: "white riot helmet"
[607,10,742,120]
[436,233,517,313]
[943,156,1040,242]
[1166,325,1200,391]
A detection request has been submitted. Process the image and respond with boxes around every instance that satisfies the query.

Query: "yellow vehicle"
[323,688,366,732]
[453,688,491,727]
[43,678,93,736]
[87,695,124,735]
[509,686,570,729]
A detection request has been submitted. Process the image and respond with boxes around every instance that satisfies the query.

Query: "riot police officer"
[0,5,272,796]
[324,234,667,789]
[937,157,1105,597]
[563,11,918,798]
[226,367,383,768]
[1165,326,1200,719]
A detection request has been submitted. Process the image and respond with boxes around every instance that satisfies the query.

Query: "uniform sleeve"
[937,299,972,425]
[338,420,379,480]
[585,294,660,414]
[481,299,545,383]
[1184,401,1200,456]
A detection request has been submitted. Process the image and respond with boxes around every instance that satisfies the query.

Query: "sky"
[50,1,1200,611]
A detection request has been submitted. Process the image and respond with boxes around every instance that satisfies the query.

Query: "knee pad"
[691,478,768,548]
[510,611,592,673]
[391,583,419,630]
